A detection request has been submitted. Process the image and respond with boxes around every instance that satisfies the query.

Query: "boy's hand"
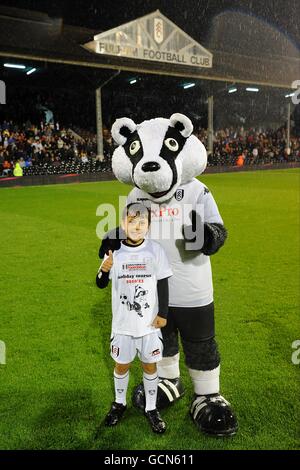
[152,315,167,329]
[101,250,113,272]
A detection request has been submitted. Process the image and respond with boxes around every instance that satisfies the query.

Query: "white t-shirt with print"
[105,239,172,337]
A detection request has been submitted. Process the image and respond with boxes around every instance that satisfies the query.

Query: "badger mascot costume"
[99,113,238,437]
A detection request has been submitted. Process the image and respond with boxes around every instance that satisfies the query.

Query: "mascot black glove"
[183,210,227,255]
[98,226,126,258]
[202,222,228,255]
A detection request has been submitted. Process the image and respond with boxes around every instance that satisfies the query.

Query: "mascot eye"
[129,140,141,155]
[164,138,179,151]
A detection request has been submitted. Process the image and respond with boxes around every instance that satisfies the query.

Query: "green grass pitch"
[0,168,299,450]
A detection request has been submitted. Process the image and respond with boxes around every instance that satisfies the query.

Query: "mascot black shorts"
[161,302,221,370]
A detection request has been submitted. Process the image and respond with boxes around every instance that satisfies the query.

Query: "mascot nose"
[142,161,161,172]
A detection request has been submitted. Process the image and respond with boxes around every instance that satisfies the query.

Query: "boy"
[96,203,172,434]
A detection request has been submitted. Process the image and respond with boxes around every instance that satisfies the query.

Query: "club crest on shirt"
[175,189,184,201]
[112,346,119,357]
[151,348,160,356]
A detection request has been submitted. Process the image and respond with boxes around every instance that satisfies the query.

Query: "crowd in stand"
[0,120,112,177]
[196,126,300,166]
[0,120,299,178]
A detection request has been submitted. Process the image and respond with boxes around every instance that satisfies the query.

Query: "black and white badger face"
[111,113,207,203]
[134,285,148,299]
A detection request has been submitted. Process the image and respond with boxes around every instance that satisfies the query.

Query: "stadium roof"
[0,6,299,89]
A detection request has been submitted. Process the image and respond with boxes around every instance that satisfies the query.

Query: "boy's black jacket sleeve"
[95,270,110,289]
[157,277,169,319]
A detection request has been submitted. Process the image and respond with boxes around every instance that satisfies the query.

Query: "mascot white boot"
[99,113,238,437]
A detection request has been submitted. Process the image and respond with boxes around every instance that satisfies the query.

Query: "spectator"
[0,118,299,177]
[236,153,245,167]
[13,160,23,177]
[81,153,89,164]
[19,157,26,169]
[2,159,12,176]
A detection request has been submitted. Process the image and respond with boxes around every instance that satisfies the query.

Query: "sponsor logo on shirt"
[123,263,146,270]
[151,207,180,218]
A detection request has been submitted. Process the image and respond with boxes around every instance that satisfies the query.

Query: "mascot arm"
[183,187,227,255]
[95,269,110,288]
[99,188,139,259]
[183,210,227,255]
[201,187,228,255]
[98,226,126,259]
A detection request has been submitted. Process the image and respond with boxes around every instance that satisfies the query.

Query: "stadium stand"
[0,120,112,177]
[197,126,300,166]
[0,120,299,178]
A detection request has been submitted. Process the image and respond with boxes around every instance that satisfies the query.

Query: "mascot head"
[111,113,207,203]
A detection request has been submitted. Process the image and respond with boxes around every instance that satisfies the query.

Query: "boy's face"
[122,213,149,243]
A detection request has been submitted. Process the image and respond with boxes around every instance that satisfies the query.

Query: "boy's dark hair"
[122,203,151,225]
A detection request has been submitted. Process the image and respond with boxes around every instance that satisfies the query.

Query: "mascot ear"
[170,113,193,138]
[111,117,137,146]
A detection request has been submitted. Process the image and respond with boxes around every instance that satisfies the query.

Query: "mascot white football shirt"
[106,239,172,337]
[127,178,223,308]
